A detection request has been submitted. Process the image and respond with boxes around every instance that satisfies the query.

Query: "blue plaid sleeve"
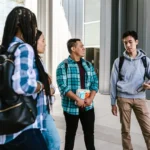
[56,63,71,95]
[12,44,37,95]
[89,64,99,92]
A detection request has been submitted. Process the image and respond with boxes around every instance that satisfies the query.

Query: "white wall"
[52,0,71,86]
[0,0,24,44]
[24,0,37,15]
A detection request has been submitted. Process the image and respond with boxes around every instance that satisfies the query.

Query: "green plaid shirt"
[56,56,99,115]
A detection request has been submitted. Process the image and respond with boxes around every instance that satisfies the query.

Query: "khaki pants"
[117,97,150,150]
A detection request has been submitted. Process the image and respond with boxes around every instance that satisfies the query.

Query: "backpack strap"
[63,59,90,74]
[118,56,124,80]
[7,43,21,60]
[63,59,68,73]
[141,56,147,68]
[118,55,148,80]
[85,61,90,68]
[138,50,148,79]
[141,56,148,79]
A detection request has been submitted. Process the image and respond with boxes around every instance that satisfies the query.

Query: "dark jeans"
[64,108,95,150]
[0,129,48,150]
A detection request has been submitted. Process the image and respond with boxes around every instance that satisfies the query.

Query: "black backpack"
[118,55,147,81]
[0,43,37,135]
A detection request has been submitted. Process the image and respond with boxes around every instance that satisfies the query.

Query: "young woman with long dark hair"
[35,30,60,150]
[0,6,51,150]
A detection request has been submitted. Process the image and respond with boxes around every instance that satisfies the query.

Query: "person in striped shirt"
[56,38,99,150]
[0,7,50,150]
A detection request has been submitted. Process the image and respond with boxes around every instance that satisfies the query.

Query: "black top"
[76,60,85,89]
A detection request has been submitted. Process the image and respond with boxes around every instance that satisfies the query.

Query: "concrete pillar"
[62,0,83,40]
[143,0,150,99]
[99,0,112,94]
[37,0,53,75]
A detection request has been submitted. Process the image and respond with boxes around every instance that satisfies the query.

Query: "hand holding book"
[76,89,92,107]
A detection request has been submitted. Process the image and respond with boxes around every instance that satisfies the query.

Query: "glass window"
[84,22,100,46]
[84,0,100,22]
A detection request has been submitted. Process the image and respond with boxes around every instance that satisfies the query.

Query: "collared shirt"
[56,56,99,115]
[0,37,48,144]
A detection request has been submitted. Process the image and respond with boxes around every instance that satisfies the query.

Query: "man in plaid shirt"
[56,38,98,150]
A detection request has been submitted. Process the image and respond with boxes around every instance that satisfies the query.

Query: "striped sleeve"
[12,43,37,95]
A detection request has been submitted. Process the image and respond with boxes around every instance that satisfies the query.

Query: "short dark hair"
[67,38,81,53]
[122,31,138,41]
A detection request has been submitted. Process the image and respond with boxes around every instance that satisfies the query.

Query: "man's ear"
[71,47,75,52]
[136,40,139,45]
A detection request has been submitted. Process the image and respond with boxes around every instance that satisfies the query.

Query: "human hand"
[50,88,55,95]
[48,75,52,85]
[76,98,85,108]
[84,97,92,106]
[111,105,117,116]
[142,80,150,90]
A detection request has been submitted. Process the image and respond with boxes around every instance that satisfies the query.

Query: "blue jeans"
[0,129,48,150]
[42,114,60,150]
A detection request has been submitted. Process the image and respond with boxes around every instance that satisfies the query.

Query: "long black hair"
[0,7,51,111]
[35,30,42,42]
[0,6,37,53]
[34,30,52,110]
